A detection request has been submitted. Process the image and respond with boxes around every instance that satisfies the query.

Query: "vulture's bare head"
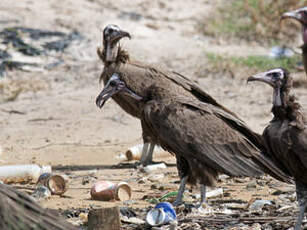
[247,68,290,107]
[96,73,142,109]
[103,25,131,62]
[281,7,307,43]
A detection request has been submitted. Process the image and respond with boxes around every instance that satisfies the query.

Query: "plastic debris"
[32,185,51,200]
[0,164,51,184]
[269,46,294,59]
[143,163,167,173]
[146,202,176,226]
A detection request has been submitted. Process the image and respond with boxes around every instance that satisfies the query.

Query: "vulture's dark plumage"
[281,7,307,77]
[97,24,239,165]
[96,73,291,207]
[248,68,307,230]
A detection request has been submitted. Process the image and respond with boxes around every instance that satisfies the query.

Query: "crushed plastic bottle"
[0,164,52,184]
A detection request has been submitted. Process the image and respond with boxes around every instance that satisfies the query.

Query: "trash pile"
[0,145,304,230]
[0,27,83,76]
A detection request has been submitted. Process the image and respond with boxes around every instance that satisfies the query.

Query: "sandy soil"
[0,0,306,229]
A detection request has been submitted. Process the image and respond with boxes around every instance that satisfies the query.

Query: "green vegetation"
[206,52,301,73]
[206,52,301,71]
[201,0,305,43]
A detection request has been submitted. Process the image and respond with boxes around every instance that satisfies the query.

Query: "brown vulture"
[97,24,238,166]
[281,7,307,77]
[248,68,307,230]
[96,73,291,207]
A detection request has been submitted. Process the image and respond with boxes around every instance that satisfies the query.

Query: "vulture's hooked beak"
[96,74,142,109]
[247,72,275,87]
[107,29,131,44]
[281,9,303,23]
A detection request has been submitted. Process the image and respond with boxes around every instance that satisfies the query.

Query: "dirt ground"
[1,0,307,229]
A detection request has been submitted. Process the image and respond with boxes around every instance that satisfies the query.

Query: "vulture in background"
[97,24,238,166]
[248,68,307,230]
[96,73,291,207]
[281,7,307,77]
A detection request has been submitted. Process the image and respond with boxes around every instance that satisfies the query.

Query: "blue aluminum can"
[146,202,176,226]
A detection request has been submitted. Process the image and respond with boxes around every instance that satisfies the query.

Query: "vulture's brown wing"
[103,61,238,117]
[144,98,292,183]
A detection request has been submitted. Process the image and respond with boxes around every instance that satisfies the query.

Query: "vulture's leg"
[140,143,155,166]
[173,175,188,206]
[294,181,307,230]
[196,184,207,208]
[294,204,306,230]
[139,143,149,166]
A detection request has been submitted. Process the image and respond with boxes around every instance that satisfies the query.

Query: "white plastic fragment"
[143,163,167,173]
[148,173,165,182]
[206,188,223,198]
[249,200,273,212]
[0,164,52,183]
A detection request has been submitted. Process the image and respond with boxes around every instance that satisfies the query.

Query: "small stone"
[246,180,257,190]
[249,199,273,212]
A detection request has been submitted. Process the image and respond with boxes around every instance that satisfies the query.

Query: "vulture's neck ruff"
[271,77,305,129]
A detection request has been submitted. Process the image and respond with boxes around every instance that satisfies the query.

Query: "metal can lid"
[47,175,67,195]
[146,208,166,226]
[115,182,131,201]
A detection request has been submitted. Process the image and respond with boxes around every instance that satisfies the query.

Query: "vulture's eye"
[109,81,116,87]
[108,28,114,33]
[272,72,279,78]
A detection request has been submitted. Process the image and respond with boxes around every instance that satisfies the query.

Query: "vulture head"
[281,7,307,43]
[96,73,142,108]
[247,68,291,107]
[103,25,131,62]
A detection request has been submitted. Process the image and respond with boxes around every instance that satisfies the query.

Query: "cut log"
[88,206,121,230]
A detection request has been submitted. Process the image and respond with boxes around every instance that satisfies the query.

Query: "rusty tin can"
[37,173,68,195]
[90,181,131,201]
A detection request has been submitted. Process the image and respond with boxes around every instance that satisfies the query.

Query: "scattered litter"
[0,164,51,184]
[248,199,273,212]
[90,181,131,201]
[125,144,167,161]
[148,173,165,182]
[246,180,257,190]
[32,185,51,200]
[146,202,176,226]
[37,173,68,195]
[0,27,83,76]
[206,188,223,199]
[143,163,167,173]
[121,215,145,224]
[269,46,294,59]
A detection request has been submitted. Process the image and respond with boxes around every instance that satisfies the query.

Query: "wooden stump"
[88,206,121,230]
[0,183,77,230]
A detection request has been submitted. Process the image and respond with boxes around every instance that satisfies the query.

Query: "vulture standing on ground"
[247,68,307,230]
[97,24,239,165]
[281,7,307,77]
[96,73,291,207]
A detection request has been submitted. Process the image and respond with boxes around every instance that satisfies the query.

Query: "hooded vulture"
[96,73,291,207]
[281,7,307,77]
[248,68,307,230]
[97,24,238,166]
